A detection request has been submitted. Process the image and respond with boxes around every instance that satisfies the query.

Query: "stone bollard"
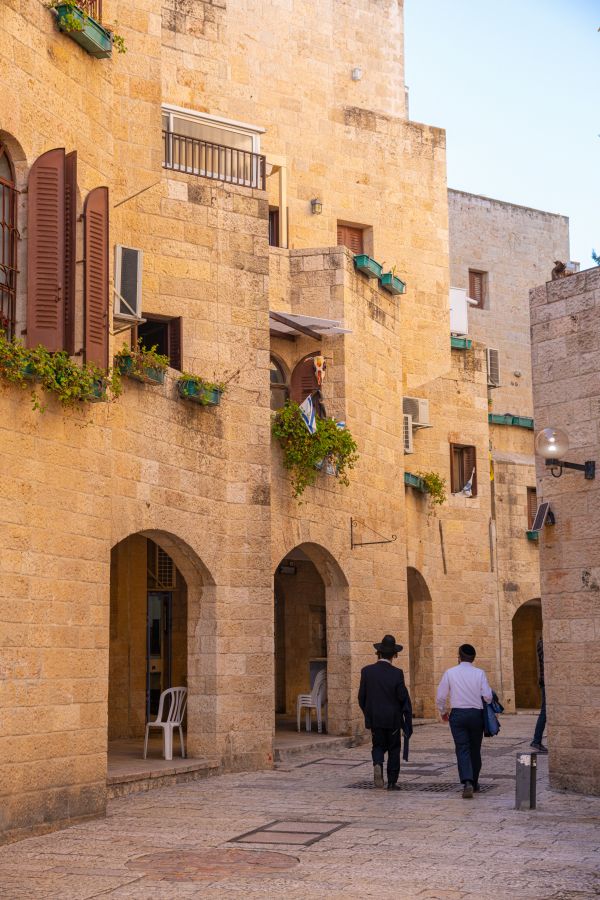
[515,751,537,810]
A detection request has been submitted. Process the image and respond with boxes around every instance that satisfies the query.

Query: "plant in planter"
[177,373,226,406]
[272,401,359,498]
[417,470,447,507]
[115,341,169,385]
[47,0,127,57]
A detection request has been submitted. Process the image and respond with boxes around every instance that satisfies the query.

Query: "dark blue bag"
[482,692,504,738]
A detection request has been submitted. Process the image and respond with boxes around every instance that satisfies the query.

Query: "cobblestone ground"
[1,715,599,899]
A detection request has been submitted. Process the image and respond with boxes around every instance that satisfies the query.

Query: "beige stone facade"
[0,0,577,845]
[531,266,600,795]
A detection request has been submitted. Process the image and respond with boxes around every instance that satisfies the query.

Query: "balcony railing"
[79,0,102,19]
[162,130,266,190]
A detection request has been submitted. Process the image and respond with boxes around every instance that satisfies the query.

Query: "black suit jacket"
[358,661,412,733]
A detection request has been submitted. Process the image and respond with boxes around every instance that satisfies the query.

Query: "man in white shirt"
[436,643,493,799]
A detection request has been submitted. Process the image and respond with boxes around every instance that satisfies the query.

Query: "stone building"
[0,0,572,843]
[530,266,600,796]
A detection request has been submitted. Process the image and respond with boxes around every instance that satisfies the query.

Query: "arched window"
[270,355,289,410]
[290,354,326,418]
[0,144,17,338]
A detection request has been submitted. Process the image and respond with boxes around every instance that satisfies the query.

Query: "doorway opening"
[512,598,543,709]
[407,567,435,718]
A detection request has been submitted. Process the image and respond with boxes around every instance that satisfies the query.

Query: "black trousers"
[371,727,401,784]
[449,708,484,785]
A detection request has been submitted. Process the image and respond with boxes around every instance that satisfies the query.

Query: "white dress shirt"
[436,662,493,714]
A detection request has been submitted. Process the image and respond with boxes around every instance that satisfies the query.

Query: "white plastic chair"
[296,670,327,733]
[143,687,187,761]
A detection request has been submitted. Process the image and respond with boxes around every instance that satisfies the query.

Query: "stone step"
[107,757,220,800]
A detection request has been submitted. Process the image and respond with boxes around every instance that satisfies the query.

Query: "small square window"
[468,270,487,309]
[527,487,537,529]
[136,315,183,370]
[450,444,477,496]
[337,223,364,255]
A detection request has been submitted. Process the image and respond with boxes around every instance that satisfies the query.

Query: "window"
[269,355,288,410]
[269,208,280,248]
[337,223,364,255]
[527,487,537,529]
[137,315,183,370]
[0,143,18,338]
[468,270,486,309]
[450,444,477,496]
[162,106,264,188]
[290,355,326,418]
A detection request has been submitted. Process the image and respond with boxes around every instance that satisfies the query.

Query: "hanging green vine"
[0,333,121,412]
[272,401,359,498]
[417,470,447,506]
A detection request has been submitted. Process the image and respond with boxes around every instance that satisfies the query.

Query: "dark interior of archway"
[512,602,543,709]
[407,567,434,719]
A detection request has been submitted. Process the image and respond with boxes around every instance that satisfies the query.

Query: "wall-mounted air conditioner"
[403,397,431,428]
[449,287,477,336]
[403,414,414,453]
[486,348,500,388]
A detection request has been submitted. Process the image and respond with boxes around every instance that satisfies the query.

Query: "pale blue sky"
[404,0,599,268]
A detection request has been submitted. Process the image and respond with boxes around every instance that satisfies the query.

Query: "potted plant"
[271,402,359,498]
[115,341,169,386]
[353,255,383,279]
[380,270,407,295]
[177,373,225,406]
[48,0,127,58]
[417,470,447,506]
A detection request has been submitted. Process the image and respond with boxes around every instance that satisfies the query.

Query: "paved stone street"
[1,715,599,899]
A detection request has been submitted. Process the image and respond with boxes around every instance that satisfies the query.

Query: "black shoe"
[387,783,401,791]
[473,784,481,793]
[373,764,384,788]
[530,742,548,753]
[462,781,474,799]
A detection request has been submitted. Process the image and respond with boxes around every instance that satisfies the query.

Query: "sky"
[404,0,599,268]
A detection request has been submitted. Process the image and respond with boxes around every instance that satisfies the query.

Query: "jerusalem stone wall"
[530,267,600,794]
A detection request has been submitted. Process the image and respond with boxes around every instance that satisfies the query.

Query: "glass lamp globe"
[535,427,569,459]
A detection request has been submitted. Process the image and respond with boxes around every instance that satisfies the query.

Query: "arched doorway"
[407,567,434,718]
[108,530,215,762]
[512,598,542,709]
[274,543,350,735]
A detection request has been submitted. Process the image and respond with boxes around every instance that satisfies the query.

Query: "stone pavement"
[1,715,599,899]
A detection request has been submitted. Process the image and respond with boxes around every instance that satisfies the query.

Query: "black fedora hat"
[373,634,403,653]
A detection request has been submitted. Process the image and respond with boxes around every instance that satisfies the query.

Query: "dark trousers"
[449,708,484,785]
[533,687,546,745]
[371,727,401,785]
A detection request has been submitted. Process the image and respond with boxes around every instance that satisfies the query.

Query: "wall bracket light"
[535,427,596,480]
[310,198,323,215]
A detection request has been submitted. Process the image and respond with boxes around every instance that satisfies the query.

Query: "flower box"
[404,472,426,492]
[526,530,539,542]
[379,272,406,295]
[85,379,107,402]
[55,4,113,58]
[116,355,166,385]
[353,255,383,279]
[177,379,221,406]
[450,336,472,350]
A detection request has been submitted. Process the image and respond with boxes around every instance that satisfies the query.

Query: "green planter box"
[404,472,426,492]
[86,379,107,402]
[380,272,406,295]
[116,356,166,385]
[513,416,534,430]
[450,336,472,350]
[526,530,539,542]
[55,4,113,58]
[353,255,383,279]
[489,413,515,426]
[178,379,222,406]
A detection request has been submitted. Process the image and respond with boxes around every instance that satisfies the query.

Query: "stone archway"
[512,598,543,709]
[407,567,435,718]
[274,542,350,735]
[108,529,216,760]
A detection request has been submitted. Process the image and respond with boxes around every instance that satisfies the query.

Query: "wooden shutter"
[464,445,477,496]
[290,356,319,403]
[468,270,484,308]
[337,224,364,254]
[84,186,109,369]
[269,208,280,247]
[63,151,77,355]
[527,487,537,529]
[450,444,460,492]
[27,148,65,350]
[167,317,183,370]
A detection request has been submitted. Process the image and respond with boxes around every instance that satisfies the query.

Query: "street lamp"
[535,427,595,480]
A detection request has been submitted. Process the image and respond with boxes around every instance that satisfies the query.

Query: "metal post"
[515,751,537,810]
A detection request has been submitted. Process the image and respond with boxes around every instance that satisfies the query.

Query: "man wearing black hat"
[436,644,493,799]
[358,634,412,791]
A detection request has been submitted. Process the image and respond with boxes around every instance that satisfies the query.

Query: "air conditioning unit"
[403,414,414,453]
[403,396,431,427]
[114,245,143,321]
[486,348,500,388]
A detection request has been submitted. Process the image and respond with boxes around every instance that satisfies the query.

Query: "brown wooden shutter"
[63,151,77,355]
[464,445,477,496]
[337,224,364,254]
[290,356,319,403]
[84,186,109,369]
[527,487,537,529]
[468,270,483,308]
[167,316,183,370]
[27,148,65,350]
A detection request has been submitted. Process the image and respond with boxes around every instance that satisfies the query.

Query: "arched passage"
[407,567,435,718]
[108,530,215,761]
[274,542,350,735]
[512,598,543,709]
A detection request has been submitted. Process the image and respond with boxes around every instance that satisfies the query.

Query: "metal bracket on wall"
[350,518,397,550]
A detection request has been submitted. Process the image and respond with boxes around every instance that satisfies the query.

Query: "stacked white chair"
[296,669,327,734]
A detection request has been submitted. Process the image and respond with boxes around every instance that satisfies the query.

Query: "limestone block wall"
[530,267,600,795]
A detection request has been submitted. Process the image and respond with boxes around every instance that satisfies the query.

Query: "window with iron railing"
[0,144,18,339]
[162,107,266,190]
